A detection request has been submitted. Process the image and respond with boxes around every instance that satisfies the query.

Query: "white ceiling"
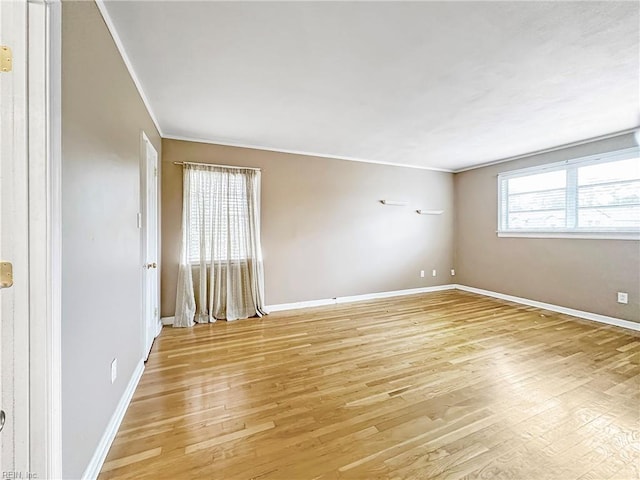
[101,1,639,171]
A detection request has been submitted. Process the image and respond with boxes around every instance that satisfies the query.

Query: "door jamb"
[26,0,63,477]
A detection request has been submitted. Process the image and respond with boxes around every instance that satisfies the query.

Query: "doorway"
[0,1,62,476]
[141,132,160,360]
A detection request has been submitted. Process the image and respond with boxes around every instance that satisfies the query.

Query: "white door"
[0,0,31,473]
[142,133,160,359]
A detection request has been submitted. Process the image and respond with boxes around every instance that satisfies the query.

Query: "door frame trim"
[25,0,63,477]
[140,131,161,360]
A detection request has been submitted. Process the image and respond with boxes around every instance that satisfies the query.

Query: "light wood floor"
[99,290,640,480]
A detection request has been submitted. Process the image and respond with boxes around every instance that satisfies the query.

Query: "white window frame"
[497,147,640,240]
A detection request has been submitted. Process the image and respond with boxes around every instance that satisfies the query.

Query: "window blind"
[498,148,640,234]
[188,171,249,262]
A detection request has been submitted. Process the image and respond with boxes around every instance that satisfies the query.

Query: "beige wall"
[59,2,638,477]
[62,2,161,478]
[161,139,455,316]
[455,133,639,323]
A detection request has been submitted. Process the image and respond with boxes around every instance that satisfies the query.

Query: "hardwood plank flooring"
[99,290,640,480]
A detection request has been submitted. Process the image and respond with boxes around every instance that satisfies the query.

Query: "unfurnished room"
[0,1,639,479]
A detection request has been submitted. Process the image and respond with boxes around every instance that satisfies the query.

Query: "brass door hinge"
[0,46,12,73]
[0,262,13,288]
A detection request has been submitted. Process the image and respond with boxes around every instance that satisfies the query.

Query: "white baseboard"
[162,284,638,332]
[265,298,336,312]
[82,359,145,480]
[266,284,456,312]
[455,284,640,332]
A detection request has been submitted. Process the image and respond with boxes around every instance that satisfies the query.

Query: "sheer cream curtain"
[174,163,266,327]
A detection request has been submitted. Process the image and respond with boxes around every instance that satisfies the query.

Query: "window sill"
[497,231,640,240]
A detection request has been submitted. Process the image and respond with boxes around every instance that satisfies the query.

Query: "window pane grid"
[507,210,566,230]
[578,205,640,229]
[578,180,640,208]
[507,187,567,197]
[578,158,640,186]
[498,151,640,234]
[507,207,567,214]
[507,189,565,213]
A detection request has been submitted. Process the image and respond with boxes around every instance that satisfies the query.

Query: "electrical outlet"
[420,270,425,278]
[432,269,437,277]
[617,292,628,304]
[111,358,117,384]
[451,269,455,276]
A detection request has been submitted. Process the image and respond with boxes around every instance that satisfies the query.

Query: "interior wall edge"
[160,138,456,318]
[94,0,163,137]
[81,359,145,480]
[453,132,639,323]
[162,134,453,173]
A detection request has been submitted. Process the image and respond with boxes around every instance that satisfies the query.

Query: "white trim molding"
[163,286,457,319]
[163,134,453,173]
[266,298,338,313]
[82,359,145,480]
[455,285,640,332]
[497,231,640,241]
[496,146,640,239]
[94,0,163,137]
[156,318,164,335]
[28,0,63,477]
[47,1,63,476]
[164,283,638,333]
[4,0,63,477]
[266,284,639,332]
[266,284,456,312]
[454,127,640,173]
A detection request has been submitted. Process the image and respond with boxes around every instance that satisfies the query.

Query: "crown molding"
[453,127,640,173]
[162,133,454,173]
[94,0,164,137]
[92,1,638,175]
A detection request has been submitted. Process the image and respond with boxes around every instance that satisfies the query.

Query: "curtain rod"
[173,161,261,171]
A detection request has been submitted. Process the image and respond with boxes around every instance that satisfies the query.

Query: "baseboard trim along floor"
[161,285,457,325]
[265,284,457,312]
[454,284,639,332]
[160,283,638,332]
[83,359,145,480]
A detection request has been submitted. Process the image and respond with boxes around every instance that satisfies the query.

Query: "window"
[177,164,265,324]
[498,148,640,238]
[188,169,251,262]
